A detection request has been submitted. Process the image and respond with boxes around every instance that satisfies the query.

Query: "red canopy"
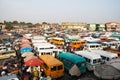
[25,58,44,66]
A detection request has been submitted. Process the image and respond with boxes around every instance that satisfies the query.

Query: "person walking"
[33,68,39,80]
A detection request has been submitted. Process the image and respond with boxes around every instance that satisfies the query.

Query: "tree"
[42,22,47,24]
[26,22,34,28]
[13,21,19,25]
[4,20,7,24]
[5,22,13,31]
[20,22,26,25]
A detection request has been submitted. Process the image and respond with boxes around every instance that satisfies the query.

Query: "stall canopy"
[25,58,44,66]
[24,56,37,62]
[21,52,34,58]
[20,48,33,53]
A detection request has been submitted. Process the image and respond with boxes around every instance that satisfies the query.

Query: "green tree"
[13,21,19,25]
[42,22,47,24]
[20,22,26,25]
[26,22,34,28]
[5,22,13,31]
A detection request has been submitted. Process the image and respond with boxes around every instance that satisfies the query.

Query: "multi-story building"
[51,23,61,31]
[87,23,105,31]
[105,22,120,32]
[0,23,5,30]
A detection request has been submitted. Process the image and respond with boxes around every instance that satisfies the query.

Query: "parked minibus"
[64,34,86,51]
[39,55,64,78]
[91,50,118,63]
[69,40,86,51]
[83,37,101,44]
[0,50,16,60]
[52,37,64,45]
[34,43,62,57]
[101,41,120,50]
[58,52,86,76]
[74,51,102,71]
[31,36,47,44]
[83,43,103,51]
[65,34,81,42]
[51,37,64,49]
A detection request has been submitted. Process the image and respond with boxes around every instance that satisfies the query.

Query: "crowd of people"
[0,43,52,80]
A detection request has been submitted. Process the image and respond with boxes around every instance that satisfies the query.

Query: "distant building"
[0,23,6,31]
[41,23,51,30]
[87,23,105,31]
[0,24,2,30]
[51,23,61,31]
[87,23,96,31]
[61,22,87,31]
[105,22,120,32]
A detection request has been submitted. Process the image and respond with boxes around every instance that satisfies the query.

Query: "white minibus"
[83,43,103,51]
[74,50,102,71]
[91,50,118,63]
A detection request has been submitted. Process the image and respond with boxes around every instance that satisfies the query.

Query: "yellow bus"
[52,37,64,45]
[39,55,64,78]
[69,40,86,51]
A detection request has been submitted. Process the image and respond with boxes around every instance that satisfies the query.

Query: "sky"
[0,0,120,24]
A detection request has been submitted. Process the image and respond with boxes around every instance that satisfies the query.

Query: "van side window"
[106,57,110,61]
[44,64,48,70]
[93,59,97,64]
[63,59,73,65]
[96,45,98,47]
[51,66,56,71]
[58,65,63,70]
[101,56,106,60]
[85,58,90,63]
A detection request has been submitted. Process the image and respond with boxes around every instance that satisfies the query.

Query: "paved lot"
[58,71,98,80]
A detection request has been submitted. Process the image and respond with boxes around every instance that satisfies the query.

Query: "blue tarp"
[20,47,33,54]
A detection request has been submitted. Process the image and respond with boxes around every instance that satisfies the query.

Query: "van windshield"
[93,59,101,64]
